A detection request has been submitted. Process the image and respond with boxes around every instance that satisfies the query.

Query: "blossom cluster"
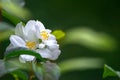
[6,20,61,63]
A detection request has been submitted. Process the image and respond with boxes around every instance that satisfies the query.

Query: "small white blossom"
[6,20,61,62]
[34,20,61,60]
[6,21,39,63]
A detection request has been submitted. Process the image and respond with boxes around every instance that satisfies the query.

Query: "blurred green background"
[0,0,120,80]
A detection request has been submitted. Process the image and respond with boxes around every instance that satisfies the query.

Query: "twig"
[0,7,2,22]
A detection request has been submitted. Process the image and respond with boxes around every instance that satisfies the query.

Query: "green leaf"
[103,64,120,78]
[0,0,31,24]
[52,30,65,40]
[2,10,21,25]
[4,48,46,62]
[59,58,103,74]
[11,70,28,80]
[65,27,116,51]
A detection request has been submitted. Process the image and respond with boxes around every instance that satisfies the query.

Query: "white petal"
[6,43,15,51]
[41,61,60,80]
[35,20,45,38]
[44,40,57,46]
[48,34,56,40]
[36,48,61,60]
[46,29,52,33]
[24,20,36,34]
[43,39,59,50]
[36,49,52,59]
[47,49,61,60]
[51,49,61,60]
[36,20,45,30]
[19,54,35,63]
[48,44,59,50]
[25,30,38,43]
[15,22,23,36]
[39,43,45,49]
[10,35,26,47]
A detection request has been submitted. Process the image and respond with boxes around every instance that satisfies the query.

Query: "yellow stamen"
[26,41,36,49]
[40,30,49,40]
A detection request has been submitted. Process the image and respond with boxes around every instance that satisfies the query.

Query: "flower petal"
[35,20,45,38]
[19,54,35,63]
[15,22,25,39]
[10,35,26,47]
[6,43,15,51]
[48,34,56,40]
[48,44,59,50]
[24,20,36,34]
[51,49,61,60]
[25,30,38,43]
[44,40,57,46]
[36,20,45,30]
[36,49,52,59]
[46,29,52,34]
[41,61,61,80]
[44,40,59,50]
[39,43,46,49]
[36,48,61,60]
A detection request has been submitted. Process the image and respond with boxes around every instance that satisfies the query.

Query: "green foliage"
[52,30,65,40]
[4,48,46,62]
[0,0,31,24]
[11,70,28,80]
[59,58,103,74]
[65,28,116,51]
[2,10,21,25]
[103,64,120,78]
[0,59,60,80]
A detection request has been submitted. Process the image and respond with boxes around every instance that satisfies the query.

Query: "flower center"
[26,41,36,49]
[40,30,49,40]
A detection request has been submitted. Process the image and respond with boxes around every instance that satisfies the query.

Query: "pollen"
[40,30,49,40]
[26,41,36,49]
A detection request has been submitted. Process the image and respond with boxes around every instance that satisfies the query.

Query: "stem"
[0,7,2,22]
[29,62,35,80]
[30,72,34,80]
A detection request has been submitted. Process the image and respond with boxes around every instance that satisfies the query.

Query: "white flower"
[35,20,61,60]
[6,21,39,63]
[6,20,61,62]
